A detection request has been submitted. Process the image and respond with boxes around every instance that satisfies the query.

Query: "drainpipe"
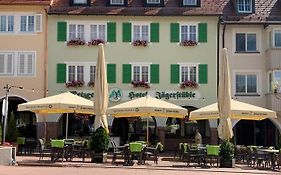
[44,8,48,98]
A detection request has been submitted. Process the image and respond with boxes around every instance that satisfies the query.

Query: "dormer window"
[237,0,252,13]
[110,0,124,5]
[183,0,197,6]
[147,0,160,4]
[73,0,87,4]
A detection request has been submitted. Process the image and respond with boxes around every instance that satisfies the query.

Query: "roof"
[47,0,223,16]
[0,0,50,5]
[221,0,281,24]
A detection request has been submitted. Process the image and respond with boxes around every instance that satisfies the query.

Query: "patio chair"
[182,143,199,166]
[143,142,163,164]
[111,141,126,164]
[129,142,145,165]
[25,138,37,155]
[38,138,51,161]
[17,137,26,155]
[206,145,220,167]
[50,139,65,162]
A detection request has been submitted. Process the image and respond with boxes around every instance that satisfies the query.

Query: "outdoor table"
[257,149,279,170]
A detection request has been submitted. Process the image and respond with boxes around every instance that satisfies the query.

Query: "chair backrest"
[51,140,65,148]
[17,137,26,145]
[110,141,118,152]
[206,145,220,156]
[64,139,75,145]
[129,142,143,153]
[38,139,45,150]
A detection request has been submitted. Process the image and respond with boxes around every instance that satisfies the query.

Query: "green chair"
[17,137,26,154]
[206,145,220,167]
[129,142,144,164]
[143,142,163,164]
[51,140,65,162]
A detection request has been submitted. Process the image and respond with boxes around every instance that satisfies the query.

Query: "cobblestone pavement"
[0,154,279,175]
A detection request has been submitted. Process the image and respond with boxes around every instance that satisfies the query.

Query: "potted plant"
[219,140,235,168]
[89,126,109,163]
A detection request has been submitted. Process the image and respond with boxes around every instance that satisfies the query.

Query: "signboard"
[70,88,200,102]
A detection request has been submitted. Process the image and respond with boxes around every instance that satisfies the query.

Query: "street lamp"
[2,84,23,143]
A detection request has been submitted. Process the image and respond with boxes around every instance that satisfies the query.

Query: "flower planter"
[88,39,104,46]
[220,158,235,168]
[65,81,84,88]
[180,80,198,89]
[132,40,148,47]
[67,39,86,46]
[91,152,107,163]
[131,81,150,88]
[180,40,198,46]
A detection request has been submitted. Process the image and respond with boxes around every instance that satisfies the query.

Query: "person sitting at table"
[194,129,202,145]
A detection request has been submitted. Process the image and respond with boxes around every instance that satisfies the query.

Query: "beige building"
[0,0,50,140]
[220,0,281,146]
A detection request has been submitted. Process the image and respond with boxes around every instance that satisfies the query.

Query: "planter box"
[0,146,16,165]
[91,152,107,163]
[220,158,235,168]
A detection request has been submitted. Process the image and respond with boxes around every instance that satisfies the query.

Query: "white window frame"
[17,52,35,76]
[180,23,198,42]
[68,23,85,40]
[73,0,87,4]
[147,0,160,4]
[179,63,199,83]
[65,62,96,83]
[235,32,257,52]
[20,15,35,32]
[234,71,259,95]
[89,65,96,82]
[237,0,252,13]
[90,23,107,41]
[273,29,281,48]
[110,0,124,5]
[131,63,151,83]
[183,0,197,6]
[269,70,281,93]
[132,22,150,42]
[0,15,14,32]
[0,52,14,76]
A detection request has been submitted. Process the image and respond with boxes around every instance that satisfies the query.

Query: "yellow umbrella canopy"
[18,92,94,114]
[189,99,276,121]
[107,95,188,118]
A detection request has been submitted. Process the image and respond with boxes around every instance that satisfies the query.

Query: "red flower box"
[67,39,86,46]
[131,80,150,88]
[180,40,198,46]
[65,80,84,88]
[180,80,198,89]
[132,40,148,47]
[88,39,105,46]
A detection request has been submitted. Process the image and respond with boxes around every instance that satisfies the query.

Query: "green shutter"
[122,64,131,83]
[150,23,159,42]
[57,22,67,42]
[122,22,131,42]
[170,23,179,43]
[150,64,159,84]
[170,64,179,84]
[107,64,116,83]
[198,23,207,43]
[199,64,208,84]
[57,64,66,83]
[107,22,116,42]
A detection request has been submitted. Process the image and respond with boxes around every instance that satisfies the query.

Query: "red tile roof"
[221,0,281,23]
[48,0,223,16]
[0,0,50,5]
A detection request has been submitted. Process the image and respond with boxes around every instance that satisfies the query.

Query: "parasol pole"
[66,113,69,139]
[146,117,149,143]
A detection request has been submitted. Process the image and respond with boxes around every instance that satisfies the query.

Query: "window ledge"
[234,93,260,97]
[235,51,260,54]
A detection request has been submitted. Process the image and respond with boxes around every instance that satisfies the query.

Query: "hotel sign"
[70,89,200,102]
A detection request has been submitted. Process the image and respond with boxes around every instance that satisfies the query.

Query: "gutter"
[43,8,48,97]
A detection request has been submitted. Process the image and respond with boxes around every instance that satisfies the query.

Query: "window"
[180,65,198,83]
[132,65,149,82]
[0,53,13,75]
[269,71,281,92]
[147,0,160,3]
[73,0,87,4]
[0,15,14,32]
[69,24,85,40]
[235,73,258,94]
[180,24,197,42]
[236,33,257,52]
[17,52,35,76]
[90,24,106,41]
[237,0,252,13]
[20,16,35,32]
[110,0,124,5]
[133,24,149,41]
[273,30,281,48]
[67,65,84,82]
[183,0,197,6]
[90,65,96,82]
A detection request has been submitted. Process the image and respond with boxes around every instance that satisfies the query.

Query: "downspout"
[44,8,48,98]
